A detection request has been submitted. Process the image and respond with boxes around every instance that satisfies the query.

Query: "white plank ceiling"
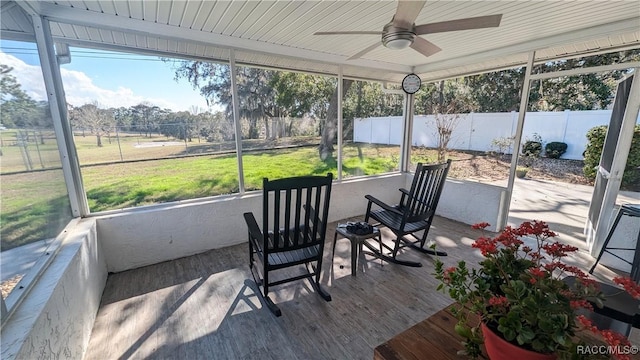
[1,1,639,83]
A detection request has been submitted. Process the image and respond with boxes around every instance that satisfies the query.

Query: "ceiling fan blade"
[392,0,427,29]
[314,31,383,36]
[415,14,502,35]
[410,37,442,57]
[347,42,382,60]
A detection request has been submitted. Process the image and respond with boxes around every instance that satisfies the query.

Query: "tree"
[112,106,133,131]
[417,79,477,162]
[270,71,335,139]
[0,65,43,129]
[173,61,284,140]
[463,50,640,112]
[198,111,230,142]
[130,102,164,137]
[159,110,198,142]
[342,80,403,138]
[319,79,353,160]
[464,68,525,112]
[68,102,115,147]
[529,51,639,111]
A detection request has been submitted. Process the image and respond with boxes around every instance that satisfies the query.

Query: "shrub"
[545,142,568,159]
[520,133,542,168]
[515,166,529,178]
[583,126,607,180]
[521,133,543,157]
[490,136,514,159]
[521,140,542,158]
[583,124,640,190]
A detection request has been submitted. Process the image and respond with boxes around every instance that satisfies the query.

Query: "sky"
[0,39,212,112]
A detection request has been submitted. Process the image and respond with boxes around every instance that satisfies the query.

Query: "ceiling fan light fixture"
[382,24,415,50]
[384,37,413,50]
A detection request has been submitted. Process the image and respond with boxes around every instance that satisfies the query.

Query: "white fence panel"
[389,117,403,145]
[522,112,568,144]
[449,113,473,150]
[354,110,639,160]
[371,117,391,144]
[411,115,437,147]
[353,118,371,143]
[563,110,612,159]
[468,113,515,152]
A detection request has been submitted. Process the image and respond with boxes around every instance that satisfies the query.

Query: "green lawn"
[80,144,403,212]
[0,170,72,249]
[1,140,419,250]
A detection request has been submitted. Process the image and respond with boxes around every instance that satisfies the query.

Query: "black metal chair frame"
[589,204,640,282]
[364,160,451,267]
[244,173,333,316]
[564,276,640,336]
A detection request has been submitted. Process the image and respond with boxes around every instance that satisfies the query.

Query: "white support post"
[337,67,343,181]
[591,71,640,255]
[30,14,88,217]
[400,93,414,172]
[497,51,536,230]
[229,50,245,193]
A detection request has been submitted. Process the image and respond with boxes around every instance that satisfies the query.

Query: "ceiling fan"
[314,1,502,60]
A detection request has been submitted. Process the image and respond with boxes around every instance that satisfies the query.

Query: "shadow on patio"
[85,216,482,360]
[86,210,640,359]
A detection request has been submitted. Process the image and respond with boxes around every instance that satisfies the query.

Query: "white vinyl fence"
[353,110,640,160]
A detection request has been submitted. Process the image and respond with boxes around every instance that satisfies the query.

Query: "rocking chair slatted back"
[404,161,451,224]
[263,174,332,252]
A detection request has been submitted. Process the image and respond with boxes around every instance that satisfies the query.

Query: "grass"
[1,136,409,249]
[1,170,72,249]
[79,145,403,212]
[1,130,62,172]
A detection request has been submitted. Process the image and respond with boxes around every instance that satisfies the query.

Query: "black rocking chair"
[243,173,333,316]
[364,160,451,267]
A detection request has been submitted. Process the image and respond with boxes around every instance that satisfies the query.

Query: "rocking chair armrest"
[243,212,263,248]
[365,194,403,215]
[399,188,410,206]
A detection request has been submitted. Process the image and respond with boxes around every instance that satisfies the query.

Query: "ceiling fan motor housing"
[382,22,416,50]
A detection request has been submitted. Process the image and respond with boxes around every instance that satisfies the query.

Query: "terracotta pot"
[481,322,556,360]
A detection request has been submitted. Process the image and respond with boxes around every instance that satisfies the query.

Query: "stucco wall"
[97,173,505,273]
[96,174,406,273]
[407,176,504,232]
[1,219,107,360]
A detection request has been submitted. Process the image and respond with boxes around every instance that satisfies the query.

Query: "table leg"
[351,237,358,276]
[332,230,338,264]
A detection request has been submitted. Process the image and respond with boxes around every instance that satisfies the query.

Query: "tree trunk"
[96,134,102,147]
[264,118,270,139]
[249,117,259,139]
[438,80,445,109]
[319,79,353,160]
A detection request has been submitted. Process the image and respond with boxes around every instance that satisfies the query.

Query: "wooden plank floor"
[83,215,624,360]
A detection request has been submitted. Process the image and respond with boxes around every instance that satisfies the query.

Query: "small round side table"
[332,224,381,276]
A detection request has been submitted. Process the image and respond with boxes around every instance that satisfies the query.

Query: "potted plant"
[516,166,529,178]
[434,221,640,360]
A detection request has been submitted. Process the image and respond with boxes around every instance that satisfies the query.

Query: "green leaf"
[515,327,535,345]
